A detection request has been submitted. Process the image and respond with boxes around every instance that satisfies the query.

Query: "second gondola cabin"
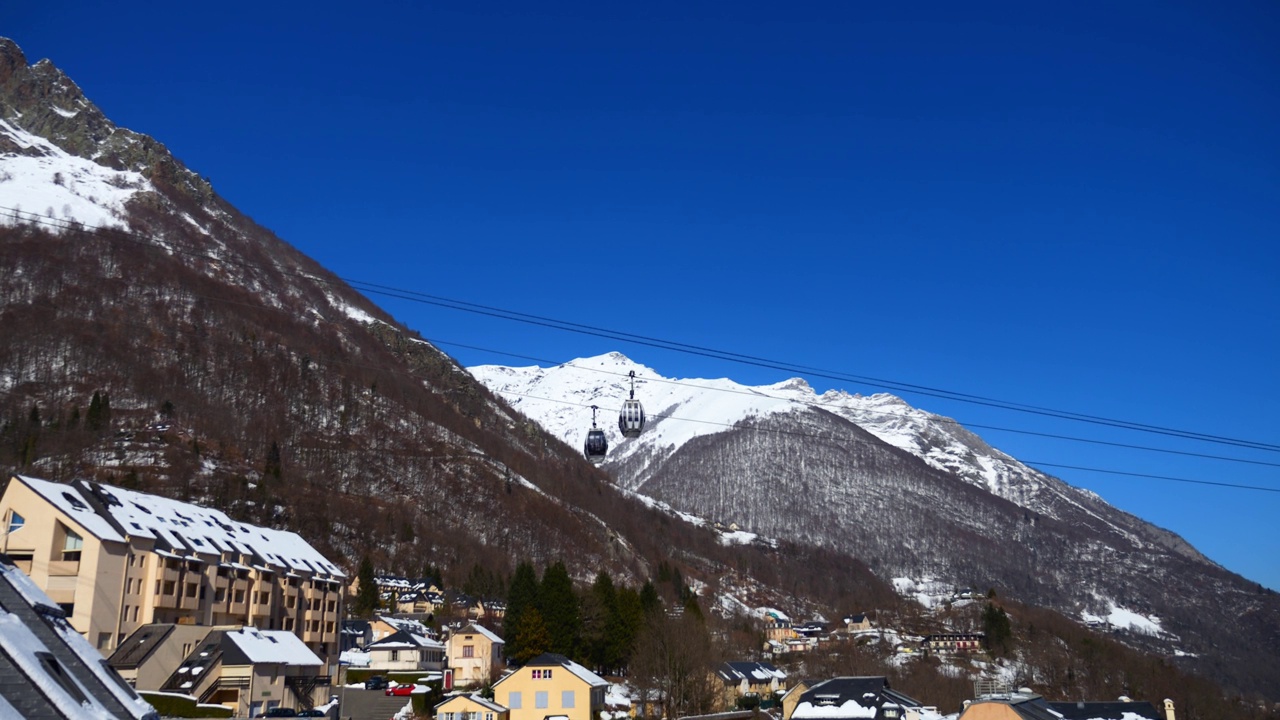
[584,404,608,463]
[618,370,646,438]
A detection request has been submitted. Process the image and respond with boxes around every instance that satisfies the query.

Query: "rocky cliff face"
[0,39,212,206]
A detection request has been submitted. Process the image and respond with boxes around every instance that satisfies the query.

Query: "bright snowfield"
[0,118,153,230]
[469,351,1094,514]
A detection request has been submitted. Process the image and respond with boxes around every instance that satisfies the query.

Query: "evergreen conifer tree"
[353,556,380,618]
[539,562,580,658]
[505,561,540,658]
[640,580,661,616]
[512,608,552,664]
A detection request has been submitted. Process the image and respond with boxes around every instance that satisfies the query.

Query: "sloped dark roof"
[108,624,177,670]
[525,652,572,667]
[1049,701,1162,720]
[0,558,159,720]
[716,661,784,684]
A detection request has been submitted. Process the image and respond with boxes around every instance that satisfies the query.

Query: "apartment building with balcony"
[0,475,345,663]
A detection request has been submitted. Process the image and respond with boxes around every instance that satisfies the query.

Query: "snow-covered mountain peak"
[469,353,1154,532]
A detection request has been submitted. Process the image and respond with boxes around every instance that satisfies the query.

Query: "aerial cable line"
[487,386,1280,495]
[6,204,1279,455]
[429,337,1280,470]
[15,287,1280,495]
[344,280,1280,454]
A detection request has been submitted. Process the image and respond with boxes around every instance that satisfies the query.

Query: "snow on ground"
[0,118,153,230]
[1081,601,1163,636]
[892,577,955,609]
[754,607,791,622]
[719,530,759,545]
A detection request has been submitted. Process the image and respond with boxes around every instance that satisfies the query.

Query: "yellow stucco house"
[492,653,608,720]
[447,622,506,688]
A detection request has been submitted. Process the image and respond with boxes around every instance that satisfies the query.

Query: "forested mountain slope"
[0,37,894,617]
[470,354,1280,699]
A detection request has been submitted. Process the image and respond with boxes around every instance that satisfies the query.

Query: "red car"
[385,684,415,696]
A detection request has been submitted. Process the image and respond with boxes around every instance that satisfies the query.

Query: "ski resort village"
[0,470,1186,720]
[2,6,1278,720]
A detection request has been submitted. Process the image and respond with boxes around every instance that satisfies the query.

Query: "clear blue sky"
[6,2,1278,589]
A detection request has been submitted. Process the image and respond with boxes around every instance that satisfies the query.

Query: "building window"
[463,645,474,658]
[390,650,399,662]
[186,583,197,598]
[508,692,522,709]
[62,528,83,561]
[132,606,139,622]
[36,653,87,705]
[536,692,548,709]
[163,581,176,596]
[562,691,575,709]
[7,511,25,533]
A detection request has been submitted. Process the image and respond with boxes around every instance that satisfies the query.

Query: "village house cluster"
[0,474,1185,720]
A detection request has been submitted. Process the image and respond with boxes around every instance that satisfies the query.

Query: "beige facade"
[447,622,505,688]
[0,475,345,662]
[158,627,328,717]
[492,653,608,720]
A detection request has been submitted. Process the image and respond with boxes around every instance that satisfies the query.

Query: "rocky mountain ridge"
[469,352,1280,697]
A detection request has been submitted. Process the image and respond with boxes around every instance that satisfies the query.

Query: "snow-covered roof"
[718,661,785,684]
[437,694,508,713]
[16,475,126,543]
[455,623,504,645]
[223,627,321,666]
[792,700,877,719]
[14,476,344,579]
[497,654,608,689]
[369,630,444,650]
[378,615,432,636]
[0,561,158,719]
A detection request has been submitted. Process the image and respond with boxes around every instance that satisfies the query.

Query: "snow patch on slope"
[0,118,153,230]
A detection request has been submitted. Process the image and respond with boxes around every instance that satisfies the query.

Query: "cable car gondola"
[584,404,608,464]
[618,370,646,438]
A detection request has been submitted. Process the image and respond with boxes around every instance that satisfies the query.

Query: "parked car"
[385,683,416,696]
[256,709,299,718]
[363,675,388,690]
[298,711,328,717]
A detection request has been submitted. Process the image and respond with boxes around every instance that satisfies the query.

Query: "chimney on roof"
[1164,699,1176,720]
